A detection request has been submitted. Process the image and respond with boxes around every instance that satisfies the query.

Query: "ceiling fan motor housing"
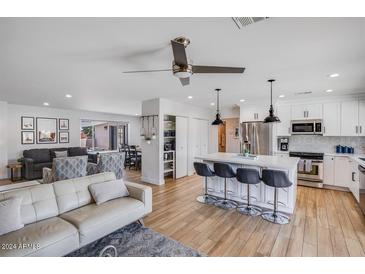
[172,63,193,78]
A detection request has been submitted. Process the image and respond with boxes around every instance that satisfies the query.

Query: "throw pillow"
[0,197,24,236]
[55,150,68,158]
[89,179,129,205]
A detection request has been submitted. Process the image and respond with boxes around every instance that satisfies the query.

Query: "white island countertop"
[195,152,299,170]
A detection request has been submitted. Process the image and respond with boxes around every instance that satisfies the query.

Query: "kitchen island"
[195,152,300,214]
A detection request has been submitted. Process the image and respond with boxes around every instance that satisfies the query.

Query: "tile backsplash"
[288,136,365,154]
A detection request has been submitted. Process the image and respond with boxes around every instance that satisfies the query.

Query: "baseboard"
[141,176,164,185]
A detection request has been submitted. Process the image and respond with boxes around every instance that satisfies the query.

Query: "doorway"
[218,122,226,152]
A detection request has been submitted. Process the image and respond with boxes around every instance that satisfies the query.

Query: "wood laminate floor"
[124,169,365,257]
[1,170,364,256]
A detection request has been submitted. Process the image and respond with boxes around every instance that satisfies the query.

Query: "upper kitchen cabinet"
[291,103,323,120]
[276,104,291,136]
[322,102,341,136]
[341,100,359,136]
[240,105,266,122]
[359,99,365,136]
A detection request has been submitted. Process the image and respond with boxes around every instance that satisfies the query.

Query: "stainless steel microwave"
[290,120,323,135]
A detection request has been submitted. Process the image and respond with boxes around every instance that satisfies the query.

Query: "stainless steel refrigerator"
[240,122,272,155]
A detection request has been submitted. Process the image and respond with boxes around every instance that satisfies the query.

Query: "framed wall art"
[59,131,69,143]
[21,131,35,144]
[36,117,57,144]
[21,116,34,130]
[59,118,69,130]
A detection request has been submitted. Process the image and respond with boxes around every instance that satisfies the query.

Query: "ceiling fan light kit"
[263,79,281,123]
[124,36,245,86]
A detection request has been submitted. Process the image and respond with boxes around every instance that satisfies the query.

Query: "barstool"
[261,169,293,224]
[213,163,238,210]
[193,162,218,204]
[236,168,262,216]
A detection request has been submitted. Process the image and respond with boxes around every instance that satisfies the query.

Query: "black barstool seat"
[236,168,262,216]
[193,162,217,204]
[261,169,293,224]
[213,163,238,210]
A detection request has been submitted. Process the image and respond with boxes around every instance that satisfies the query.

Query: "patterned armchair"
[87,152,124,179]
[42,156,88,184]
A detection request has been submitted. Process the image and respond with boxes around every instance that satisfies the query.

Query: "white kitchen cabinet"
[359,99,365,136]
[175,116,188,178]
[323,155,335,185]
[334,156,350,188]
[322,102,341,136]
[341,100,359,136]
[349,159,360,202]
[276,105,291,136]
[189,118,209,175]
[291,103,322,120]
[240,105,266,122]
[264,186,291,207]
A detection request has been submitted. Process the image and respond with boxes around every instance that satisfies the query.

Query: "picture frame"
[59,131,69,143]
[36,117,57,144]
[21,131,35,144]
[21,116,34,130]
[59,118,69,130]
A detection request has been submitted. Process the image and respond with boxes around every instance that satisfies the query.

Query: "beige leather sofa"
[0,172,152,257]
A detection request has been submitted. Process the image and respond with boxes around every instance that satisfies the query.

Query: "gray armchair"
[87,152,124,179]
[42,156,88,184]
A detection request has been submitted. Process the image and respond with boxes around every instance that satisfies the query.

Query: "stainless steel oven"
[291,120,323,135]
[289,152,324,188]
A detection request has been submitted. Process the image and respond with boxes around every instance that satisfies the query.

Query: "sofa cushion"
[88,179,129,205]
[68,147,87,157]
[55,150,68,158]
[0,184,59,225]
[0,197,24,236]
[50,148,68,160]
[53,172,116,214]
[23,149,51,163]
[0,217,79,257]
[33,162,52,172]
[60,197,145,246]
[53,156,88,181]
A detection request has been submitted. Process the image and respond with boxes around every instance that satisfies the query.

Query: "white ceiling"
[1,17,365,115]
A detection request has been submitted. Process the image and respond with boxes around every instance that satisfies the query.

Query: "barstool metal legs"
[196,177,217,204]
[214,178,238,210]
[237,184,262,216]
[261,188,290,224]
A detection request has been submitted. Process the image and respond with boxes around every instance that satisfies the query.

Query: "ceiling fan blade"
[123,69,172,73]
[179,77,190,86]
[192,65,245,74]
[171,40,188,67]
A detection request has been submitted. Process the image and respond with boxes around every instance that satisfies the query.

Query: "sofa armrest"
[23,158,34,179]
[125,181,152,214]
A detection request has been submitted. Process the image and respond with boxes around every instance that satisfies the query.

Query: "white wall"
[6,104,141,161]
[0,101,8,179]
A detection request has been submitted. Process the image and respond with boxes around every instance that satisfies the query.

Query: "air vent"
[295,91,312,96]
[232,17,269,29]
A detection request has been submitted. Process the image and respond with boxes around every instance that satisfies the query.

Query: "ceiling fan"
[123,36,245,86]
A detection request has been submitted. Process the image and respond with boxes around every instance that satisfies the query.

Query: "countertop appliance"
[290,119,323,135]
[289,151,324,188]
[240,122,272,155]
[359,164,365,215]
[278,138,289,151]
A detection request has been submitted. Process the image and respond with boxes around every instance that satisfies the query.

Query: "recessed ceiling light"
[135,114,139,116]
[43,102,49,106]
[328,73,339,78]
[65,94,72,98]
[279,94,285,98]
[210,102,215,106]
[188,96,193,99]
[326,89,333,93]
[240,99,245,102]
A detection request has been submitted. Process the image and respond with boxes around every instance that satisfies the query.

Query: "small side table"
[6,163,23,182]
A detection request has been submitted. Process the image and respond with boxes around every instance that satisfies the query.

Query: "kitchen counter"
[195,152,299,214]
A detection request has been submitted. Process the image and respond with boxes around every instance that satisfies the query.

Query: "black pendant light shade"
[263,79,281,123]
[212,88,224,125]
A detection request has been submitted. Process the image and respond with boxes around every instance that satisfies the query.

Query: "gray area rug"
[66,222,203,257]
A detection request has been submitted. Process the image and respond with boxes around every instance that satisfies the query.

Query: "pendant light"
[212,88,224,125]
[263,79,281,123]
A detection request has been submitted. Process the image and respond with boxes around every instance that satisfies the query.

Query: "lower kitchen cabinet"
[348,159,360,202]
[324,155,350,188]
